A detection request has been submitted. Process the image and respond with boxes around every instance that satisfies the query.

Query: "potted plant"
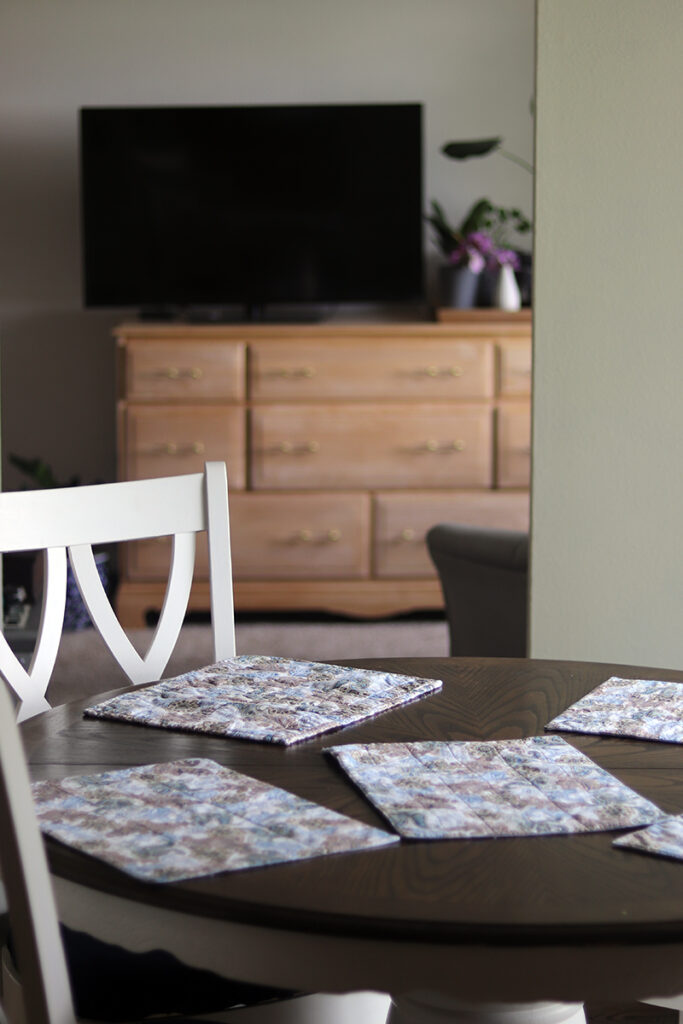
[427,197,531,308]
[430,131,534,308]
[7,454,111,631]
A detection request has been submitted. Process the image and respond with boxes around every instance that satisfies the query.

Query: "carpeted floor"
[47,614,449,707]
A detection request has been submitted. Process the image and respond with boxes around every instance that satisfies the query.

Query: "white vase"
[495,263,522,311]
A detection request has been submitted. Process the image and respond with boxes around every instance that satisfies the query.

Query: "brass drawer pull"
[159,366,204,380]
[273,366,316,379]
[293,528,341,544]
[422,440,466,453]
[157,441,205,456]
[275,441,319,454]
[422,366,464,378]
[399,528,416,542]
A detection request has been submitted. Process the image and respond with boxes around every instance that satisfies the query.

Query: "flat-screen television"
[79,103,424,319]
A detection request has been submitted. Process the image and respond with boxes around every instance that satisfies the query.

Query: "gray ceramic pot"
[438,265,480,308]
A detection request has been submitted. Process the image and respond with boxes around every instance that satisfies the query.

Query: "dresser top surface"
[114,311,532,343]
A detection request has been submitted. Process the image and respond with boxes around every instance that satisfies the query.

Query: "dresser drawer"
[123,340,246,401]
[125,534,211,581]
[251,404,492,490]
[121,405,246,487]
[373,490,530,578]
[230,492,370,579]
[126,492,369,581]
[498,340,532,397]
[497,405,531,488]
[249,339,494,401]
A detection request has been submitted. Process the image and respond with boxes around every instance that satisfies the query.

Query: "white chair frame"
[0,462,236,722]
[0,676,76,1024]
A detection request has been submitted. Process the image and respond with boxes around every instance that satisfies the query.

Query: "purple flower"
[488,247,521,270]
[449,231,495,273]
[467,250,486,274]
[467,232,495,254]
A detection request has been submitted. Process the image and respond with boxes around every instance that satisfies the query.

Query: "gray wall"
[0,0,534,489]
[531,0,683,669]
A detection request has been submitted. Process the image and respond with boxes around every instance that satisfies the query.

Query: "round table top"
[22,656,683,951]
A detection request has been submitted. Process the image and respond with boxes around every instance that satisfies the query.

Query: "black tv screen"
[79,104,424,315]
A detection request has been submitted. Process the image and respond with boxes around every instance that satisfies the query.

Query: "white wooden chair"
[0,464,391,1024]
[0,462,236,723]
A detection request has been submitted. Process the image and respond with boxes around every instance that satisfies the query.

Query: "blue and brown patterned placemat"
[546,677,683,743]
[613,813,683,862]
[32,758,398,883]
[325,735,664,839]
[83,655,443,745]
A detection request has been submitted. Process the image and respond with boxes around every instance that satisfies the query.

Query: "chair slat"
[205,462,236,661]
[26,549,68,704]
[139,533,197,679]
[68,543,153,685]
[0,550,67,723]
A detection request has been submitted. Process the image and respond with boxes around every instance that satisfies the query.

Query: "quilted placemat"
[613,814,683,862]
[546,676,683,743]
[325,735,664,839]
[32,758,398,883]
[83,655,442,745]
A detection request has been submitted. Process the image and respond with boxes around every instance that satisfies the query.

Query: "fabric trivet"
[32,757,398,883]
[325,735,664,839]
[546,677,683,743]
[613,814,683,862]
[83,655,442,745]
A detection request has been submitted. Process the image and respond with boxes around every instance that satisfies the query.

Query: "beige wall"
[0,0,534,489]
[531,0,683,668]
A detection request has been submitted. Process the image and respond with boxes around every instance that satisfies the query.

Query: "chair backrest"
[426,523,529,658]
[0,679,77,1024]
[0,462,235,722]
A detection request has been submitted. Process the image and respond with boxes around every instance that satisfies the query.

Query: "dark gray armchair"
[426,524,529,657]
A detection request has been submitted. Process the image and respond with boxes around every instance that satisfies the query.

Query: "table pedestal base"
[389,994,585,1024]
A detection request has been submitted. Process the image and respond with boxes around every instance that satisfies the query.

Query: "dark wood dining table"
[21,656,683,1024]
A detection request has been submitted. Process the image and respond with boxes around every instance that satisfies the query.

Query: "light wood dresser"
[115,310,531,626]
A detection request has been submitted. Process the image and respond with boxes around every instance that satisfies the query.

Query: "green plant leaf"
[459,198,494,236]
[425,199,459,256]
[8,453,80,489]
[441,138,501,160]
